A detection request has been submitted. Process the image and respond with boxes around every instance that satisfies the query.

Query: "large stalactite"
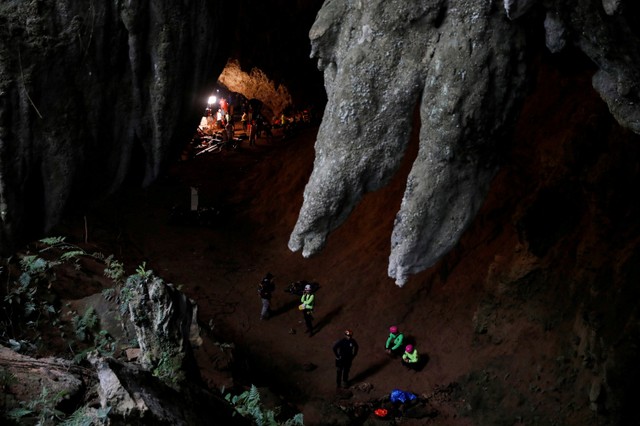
[288,0,640,285]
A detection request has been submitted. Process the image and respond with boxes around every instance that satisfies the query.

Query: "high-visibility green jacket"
[385,332,404,351]
[301,293,314,310]
[402,348,419,363]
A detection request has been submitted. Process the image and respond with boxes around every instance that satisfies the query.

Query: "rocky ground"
[49,105,596,425]
[5,55,636,425]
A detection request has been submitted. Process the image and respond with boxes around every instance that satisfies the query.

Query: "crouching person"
[401,344,420,370]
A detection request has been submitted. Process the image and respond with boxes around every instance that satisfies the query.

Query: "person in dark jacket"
[333,329,359,388]
[258,273,275,320]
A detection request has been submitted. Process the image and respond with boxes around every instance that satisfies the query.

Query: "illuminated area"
[217,59,292,122]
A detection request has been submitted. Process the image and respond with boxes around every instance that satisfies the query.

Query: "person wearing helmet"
[300,284,315,335]
[402,344,420,370]
[258,273,275,320]
[385,325,404,356]
[333,329,359,388]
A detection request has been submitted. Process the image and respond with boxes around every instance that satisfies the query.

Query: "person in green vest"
[402,344,420,370]
[385,325,404,356]
[300,284,315,335]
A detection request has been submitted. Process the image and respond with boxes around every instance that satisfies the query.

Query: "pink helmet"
[405,345,413,352]
[389,326,398,333]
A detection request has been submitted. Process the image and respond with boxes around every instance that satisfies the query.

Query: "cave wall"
[0,0,227,253]
[0,0,327,255]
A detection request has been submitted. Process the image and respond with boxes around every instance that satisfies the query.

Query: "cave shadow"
[405,353,430,373]
[350,356,393,383]
[311,305,344,335]
[270,298,299,318]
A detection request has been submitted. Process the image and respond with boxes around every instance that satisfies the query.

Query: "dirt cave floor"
[52,124,579,426]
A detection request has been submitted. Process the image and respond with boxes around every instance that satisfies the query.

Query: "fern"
[225,385,303,426]
[72,307,98,341]
[39,236,67,246]
[9,386,67,424]
[135,261,153,278]
[61,406,110,426]
[60,250,87,261]
[19,255,49,275]
[103,257,125,285]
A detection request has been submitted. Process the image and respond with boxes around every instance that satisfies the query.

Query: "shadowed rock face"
[288,0,640,285]
[0,0,225,253]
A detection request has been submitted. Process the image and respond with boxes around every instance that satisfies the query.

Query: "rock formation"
[0,0,226,254]
[288,0,640,285]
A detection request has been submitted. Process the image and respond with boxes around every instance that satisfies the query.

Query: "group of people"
[385,325,421,370]
[256,273,423,390]
[258,273,315,334]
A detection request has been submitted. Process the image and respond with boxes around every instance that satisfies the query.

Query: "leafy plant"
[103,256,125,286]
[135,262,153,279]
[225,385,304,426]
[72,307,98,342]
[94,330,116,357]
[152,348,183,386]
[60,406,110,426]
[7,386,67,425]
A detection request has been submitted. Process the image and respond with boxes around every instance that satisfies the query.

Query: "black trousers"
[302,309,313,332]
[336,358,353,385]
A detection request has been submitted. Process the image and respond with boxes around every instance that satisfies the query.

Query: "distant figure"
[258,273,275,320]
[225,120,235,145]
[248,119,257,146]
[241,111,247,131]
[333,329,359,388]
[220,121,229,144]
[402,344,420,370]
[259,118,273,141]
[299,284,315,334]
[385,325,404,356]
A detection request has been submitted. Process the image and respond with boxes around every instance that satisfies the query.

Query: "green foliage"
[152,349,183,385]
[2,254,58,337]
[118,285,134,316]
[101,287,115,301]
[60,406,110,426]
[7,386,67,425]
[103,255,125,286]
[38,236,67,246]
[94,330,116,357]
[59,250,87,262]
[135,261,153,279]
[72,329,116,364]
[71,307,98,341]
[225,385,304,426]
[1,236,129,356]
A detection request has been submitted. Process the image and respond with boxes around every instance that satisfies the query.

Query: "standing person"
[248,119,257,146]
[241,111,247,131]
[300,284,315,334]
[225,120,235,147]
[402,344,420,370]
[385,325,404,356]
[333,329,359,388]
[258,273,275,320]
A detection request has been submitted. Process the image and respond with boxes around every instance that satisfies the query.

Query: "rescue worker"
[241,111,247,131]
[402,344,420,370]
[300,284,315,335]
[385,325,404,355]
[333,329,359,388]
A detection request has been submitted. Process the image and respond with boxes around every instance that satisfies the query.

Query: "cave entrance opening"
[185,59,304,159]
